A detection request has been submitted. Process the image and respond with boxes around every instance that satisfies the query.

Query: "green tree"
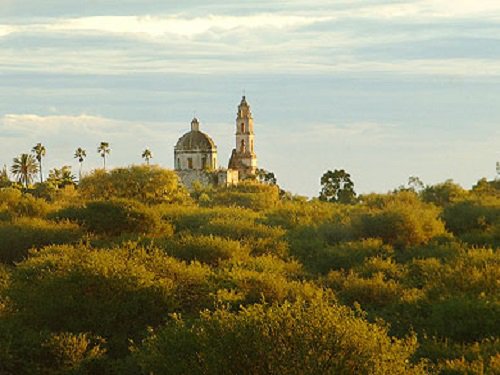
[319,169,356,204]
[256,168,277,185]
[10,154,39,189]
[31,143,46,183]
[141,148,153,166]
[97,142,111,170]
[47,166,76,189]
[142,147,153,165]
[0,165,11,188]
[74,147,87,180]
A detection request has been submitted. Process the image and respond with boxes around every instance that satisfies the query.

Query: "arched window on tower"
[240,139,246,153]
[241,123,245,133]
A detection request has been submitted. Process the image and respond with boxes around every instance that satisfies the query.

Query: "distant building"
[174,96,257,189]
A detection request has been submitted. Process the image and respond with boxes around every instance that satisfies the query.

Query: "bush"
[158,234,250,266]
[327,271,404,309]
[323,239,394,272]
[79,166,189,204]
[7,244,215,356]
[355,192,446,248]
[0,218,83,264]
[209,182,280,211]
[134,298,424,375]
[52,199,161,236]
[0,188,49,219]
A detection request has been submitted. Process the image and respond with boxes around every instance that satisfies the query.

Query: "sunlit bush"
[208,181,280,210]
[7,244,215,355]
[79,166,189,204]
[52,199,161,236]
[0,218,83,264]
[134,298,423,375]
[158,234,250,266]
[355,192,446,248]
[0,188,49,219]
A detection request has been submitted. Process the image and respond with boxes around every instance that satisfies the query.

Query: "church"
[174,96,257,188]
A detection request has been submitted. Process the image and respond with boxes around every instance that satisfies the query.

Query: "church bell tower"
[228,96,257,178]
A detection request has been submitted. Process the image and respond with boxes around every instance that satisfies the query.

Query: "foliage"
[52,199,161,236]
[0,188,49,219]
[157,234,250,266]
[0,170,498,373]
[421,180,468,206]
[355,192,446,248]
[208,181,280,210]
[78,166,189,204]
[135,298,424,375]
[10,153,38,189]
[6,244,215,356]
[319,169,356,204]
[0,218,83,264]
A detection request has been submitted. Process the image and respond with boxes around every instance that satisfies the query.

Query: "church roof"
[175,119,217,151]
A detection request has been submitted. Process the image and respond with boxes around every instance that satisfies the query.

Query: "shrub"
[79,166,189,204]
[209,182,280,211]
[52,199,161,236]
[355,192,446,248]
[323,239,394,272]
[7,244,215,356]
[0,188,49,218]
[158,234,250,266]
[134,298,424,375]
[327,271,404,309]
[0,218,83,264]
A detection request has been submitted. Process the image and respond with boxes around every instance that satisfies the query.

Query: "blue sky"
[0,0,499,196]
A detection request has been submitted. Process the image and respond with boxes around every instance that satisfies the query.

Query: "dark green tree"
[47,166,76,189]
[11,153,39,189]
[142,148,153,166]
[97,142,111,170]
[31,143,46,183]
[73,147,87,180]
[256,168,277,185]
[319,169,356,204]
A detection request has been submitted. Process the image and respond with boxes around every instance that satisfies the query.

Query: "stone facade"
[174,118,217,171]
[228,96,257,179]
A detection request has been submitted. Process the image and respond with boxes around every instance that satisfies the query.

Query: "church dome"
[175,118,216,151]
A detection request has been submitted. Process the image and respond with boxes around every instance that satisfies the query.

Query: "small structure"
[174,96,257,189]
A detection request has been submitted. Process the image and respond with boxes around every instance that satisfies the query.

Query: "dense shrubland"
[0,165,498,374]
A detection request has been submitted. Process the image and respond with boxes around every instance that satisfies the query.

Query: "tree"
[142,148,153,166]
[73,147,87,180]
[31,143,46,183]
[47,166,76,189]
[97,142,110,170]
[11,153,39,189]
[319,169,356,204]
[0,165,11,188]
[256,168,277,185]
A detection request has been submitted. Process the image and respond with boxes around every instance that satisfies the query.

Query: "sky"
[0,0,499,197]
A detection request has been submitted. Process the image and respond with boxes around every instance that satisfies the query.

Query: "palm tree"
[142,148,153,166]
[97,142,111,170]
[31,142,46,183]
[11,153,38,189]
[74,147,87,180]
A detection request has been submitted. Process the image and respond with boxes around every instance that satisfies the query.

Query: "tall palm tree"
[74,147,87,180]
[31,142,46,183]
[142,148,153,166]
[97,142,111,170]
[11,153,38,189]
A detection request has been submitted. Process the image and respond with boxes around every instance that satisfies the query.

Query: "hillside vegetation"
[0,166,498,374]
